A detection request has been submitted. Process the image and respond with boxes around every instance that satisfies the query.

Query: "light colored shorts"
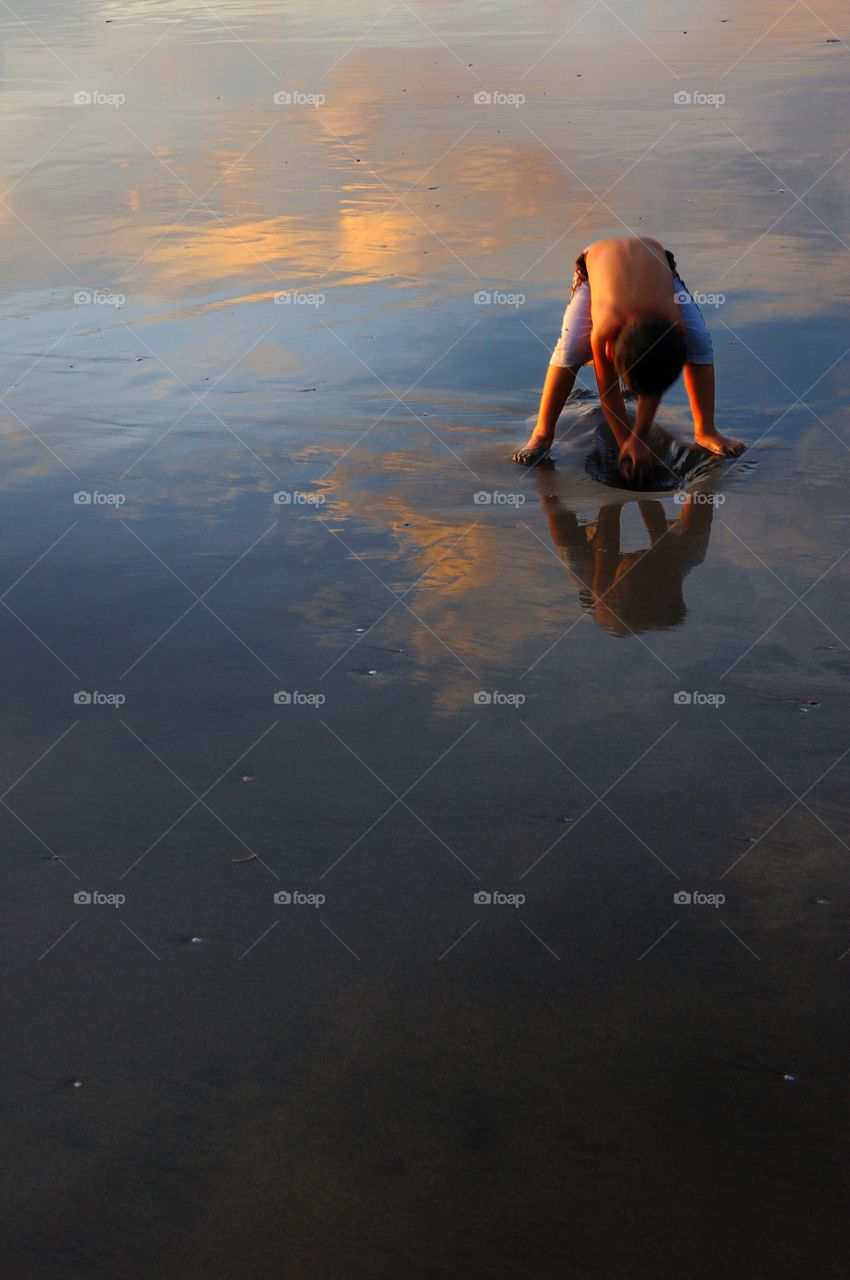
[549,249,714,369]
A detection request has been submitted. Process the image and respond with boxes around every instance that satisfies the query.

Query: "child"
[513,236,744,481]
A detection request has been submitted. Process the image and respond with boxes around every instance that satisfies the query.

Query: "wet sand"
[3,2,850,1276]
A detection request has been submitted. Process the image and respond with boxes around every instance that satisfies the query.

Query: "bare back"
[584,237,680,347]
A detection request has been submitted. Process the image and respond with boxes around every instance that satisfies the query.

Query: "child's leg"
[673,274,744,457]
[514,276,592,464]
[683,363,744,457]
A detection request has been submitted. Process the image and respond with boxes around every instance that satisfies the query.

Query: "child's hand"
[618,435,653,485]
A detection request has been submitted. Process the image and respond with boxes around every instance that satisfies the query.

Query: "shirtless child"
[513,236,744,481]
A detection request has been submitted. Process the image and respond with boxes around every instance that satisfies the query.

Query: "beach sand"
[2,2,850,1276]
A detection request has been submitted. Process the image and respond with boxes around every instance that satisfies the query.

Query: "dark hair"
[613,317,686,395]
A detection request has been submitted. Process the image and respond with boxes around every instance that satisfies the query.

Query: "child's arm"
[593,338,660,481]
[618,395,661,482]
[592,342,632,448]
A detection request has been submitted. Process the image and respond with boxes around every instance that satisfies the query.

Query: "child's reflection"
[541,493,715,635]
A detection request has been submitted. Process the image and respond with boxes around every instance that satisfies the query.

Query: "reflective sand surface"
[3,3,850,1276]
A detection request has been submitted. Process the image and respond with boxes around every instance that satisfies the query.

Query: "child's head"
[612,316,686,395]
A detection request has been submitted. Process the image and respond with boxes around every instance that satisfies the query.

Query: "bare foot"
[513,433,554,467]
[695,428,745,458]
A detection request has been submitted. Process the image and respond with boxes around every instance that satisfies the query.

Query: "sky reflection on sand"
[0,0,846,765]
[4,4,850,1277]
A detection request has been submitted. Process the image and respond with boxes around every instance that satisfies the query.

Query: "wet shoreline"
[3,2,850,1276]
